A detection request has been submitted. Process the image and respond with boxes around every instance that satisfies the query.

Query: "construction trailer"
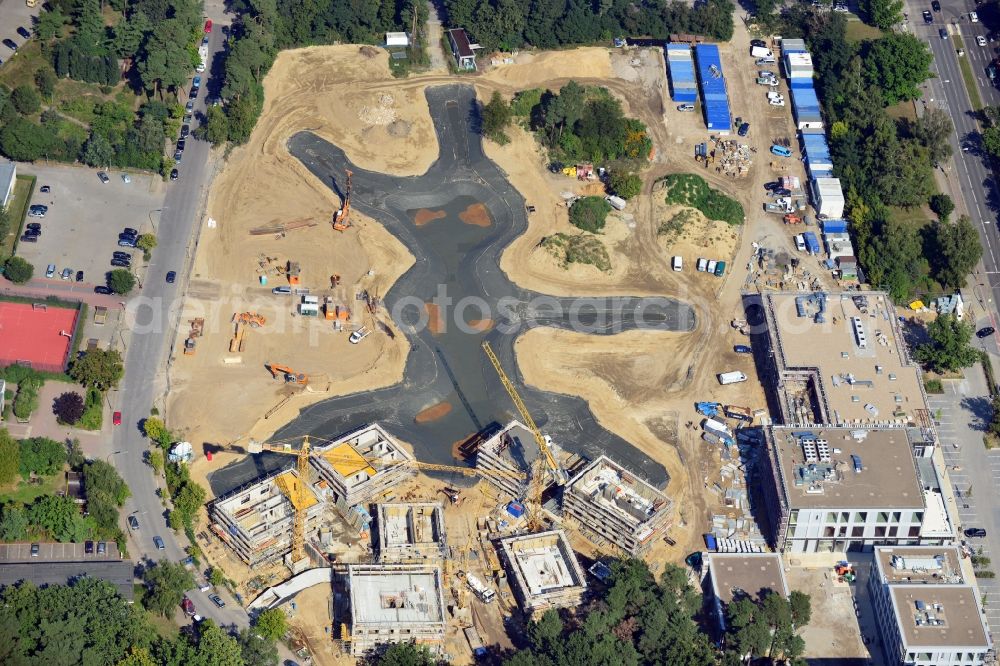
[287,261,301,285]
[498,530,587,618]
[340,564,447,657]
[309,423,416,507]
[208,469,324,566]
[374,502,447,564]
[561,456,673,556]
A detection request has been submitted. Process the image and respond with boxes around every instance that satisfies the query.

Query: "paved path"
[232,85,696,497]
[927,368,1000,637]
[424,2,449,73]
[0,277,123,308]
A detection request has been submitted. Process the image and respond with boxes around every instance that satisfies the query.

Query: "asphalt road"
[246,85,696,496]
[110,27,252,629]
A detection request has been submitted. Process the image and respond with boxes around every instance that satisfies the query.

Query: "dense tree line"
[0,576,282,665]
[443,0,735,51]
[773,9,979,301]
[205,0,426,145]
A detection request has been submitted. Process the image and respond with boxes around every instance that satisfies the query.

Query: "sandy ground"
[172,20,815,563]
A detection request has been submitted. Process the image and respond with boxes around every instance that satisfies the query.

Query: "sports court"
[0,301,78,372]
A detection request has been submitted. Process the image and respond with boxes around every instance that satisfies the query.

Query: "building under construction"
[310,424,415,507]
[209,469,324,566]
[498,530,587,618]
[338,564,446,657]
[374,503,447,564]
[562,456,672,556]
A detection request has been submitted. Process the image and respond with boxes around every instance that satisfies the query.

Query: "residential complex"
[309,423,415,507]
[209,469,325,566]
[340,564,447,657]
[498,530,587,618]
[374,503,447,564]
[868,546,991,666]
[759,291,928,428]
[561,455,672,556]
[758,426,952,553]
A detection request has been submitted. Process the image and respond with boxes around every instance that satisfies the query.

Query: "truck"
[751,45,773,58]
[465,573,496,603]
[702,417,732,437]
[764,203,788,214]
[464,626,488,658]
[803,231,821,255]
[714,261,726,277]
[181,596,195,616]
[756,76,779,86]
[724,405,754,422]
[717,371,747,385]
[606,195,627,211]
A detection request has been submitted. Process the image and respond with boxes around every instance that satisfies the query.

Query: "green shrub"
[77,388,104,431]
[569,196,612,233]
[661,173,745,226]
[510,88,543,117]
[541,233,612,272]
[609,171,643,200]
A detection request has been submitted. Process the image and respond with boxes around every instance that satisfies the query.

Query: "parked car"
[45,264,55,278]
[30,543,39,557]
[39,185,50,193]
[170,169,179,181]
[174,149,183,162]
[696,257,708,272]
[113,251,131,259]
[122,227,138,237]
[770,144,792,157]
[978,35,987,47]
[750,39,766,48]
[189,86,198,99]
[923,9,933,22]
[112,411,122,426]
[121,173,131,184]
[738,122,750,137]
[23,228,40,237]
[734,345,753,354]
[177,139,186,151]
[180,124,190,138]
[210,594,225,608]
[16,27,30,39]
[166,271,177,283]
[185,100,194,112]
[118,239,137,248]
[76,270,84,282]
[94,286,112,295]
[940,28,948,40]
[111,257,131,266]
[971,11,979,21]
[97,171,110,183]
[976,326,995,338]
[26,222,41,231]
[795,234,806,252]
[61,267,72,280]
[204,19,213,33]
[932,0,941,10]
[676,104,695,112]
[966,527,988,538]
[3,39,18,51]
[85,540,94,554]
[128,515,139,530]
[19,234,37,243]
[97,541,107,555]
[153,536,165,550]
[192,75,202,88]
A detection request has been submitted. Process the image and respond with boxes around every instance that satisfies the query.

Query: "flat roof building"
[343,564,446,657]
[759,291,928,428]
[869,546,991,666]
[706,552,788,632]
[561,455,672,556]
[447,28,478,71]
[758,426,952,553]
[474,421,535,500]
[374,503,447,563]
[498,530,587,618]
[310,423,415,508]
[209,469,324,566]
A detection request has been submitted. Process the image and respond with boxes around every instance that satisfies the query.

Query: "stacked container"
[666,44,698,102]
[694,44,732,134]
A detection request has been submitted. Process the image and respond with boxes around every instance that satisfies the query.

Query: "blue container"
[821,219,848,234]
[507,501,526,518]
[694,44,732,132]
[703,533,718,551]
[803,232,820,255]
[666,45,698,102]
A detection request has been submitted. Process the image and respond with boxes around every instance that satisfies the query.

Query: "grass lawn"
[0,472,63,505]
[889,204,933,229]
[2,175,36,260]
[145,609,180,640]
[844,18,883,43]
[885,100,918,123]
[955,37,984,112]
[0,41,48,92]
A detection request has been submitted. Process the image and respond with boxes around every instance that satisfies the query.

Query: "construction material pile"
[358,93,396,126]
[714,138,753,177]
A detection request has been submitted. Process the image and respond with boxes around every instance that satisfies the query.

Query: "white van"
[707,259,718,274]
[755,56,776,65]
[751,46,773,59]
[795,234,806,252]
[718,371,748,385]
[697,257,708,272]
[672,256,683,271]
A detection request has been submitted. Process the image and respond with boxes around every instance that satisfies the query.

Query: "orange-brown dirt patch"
[413,208,446,227]
[466,318,494,332]
[414,401,453,423]
[425,302,444,335]
[458,202,491,227]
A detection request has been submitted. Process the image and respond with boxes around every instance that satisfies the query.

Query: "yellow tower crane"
[481,341,568,529]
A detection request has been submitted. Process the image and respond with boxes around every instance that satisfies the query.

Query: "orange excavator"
[333,170,353,232]
[265,362,308,385]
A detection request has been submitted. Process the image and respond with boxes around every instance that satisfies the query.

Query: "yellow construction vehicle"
[333,170,353,232]
[265,362,308,385]
[481,341,568,529]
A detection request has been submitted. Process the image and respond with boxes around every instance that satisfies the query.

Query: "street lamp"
[105,450,121,462]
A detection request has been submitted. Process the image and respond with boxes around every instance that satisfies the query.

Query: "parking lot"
[15,164,165,289]
[0,540,122,562]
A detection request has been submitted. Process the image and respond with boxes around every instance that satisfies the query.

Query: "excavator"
[265,362,308,385]
[333,170,353,232]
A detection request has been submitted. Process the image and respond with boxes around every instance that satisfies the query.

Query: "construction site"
[167,20,819,663]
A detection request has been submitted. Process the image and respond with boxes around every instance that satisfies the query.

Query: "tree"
[70,348,125,390]
[67,438,85,470]
[0,429,20,484]
[109,268,136,295]
[569,196,612,233]
[209,566,225,587]
[35,7,68,41]
[27,494,89,541]
[149,448,164,476]
[0,504,28,541]
[929,193,955,222]
[143,416,171,446]
[375,642,437,666]
[4,256,34,284]
[11,85,41,116]
[912,108,953,166]
[193,620,245,666]
[142,560,195,616]
[238,628,278,666]
[34,68,57,101]
[53,391,85,424]
[0,118,58,162]
[19,437,66,478]
[83,460,131,506]
[254,608,287,641]
[862,33,933,106]
[789,590,812,627]
[985,125,1000,159]
[137,233,157,257]
[934,215,982,289]
[481,91,511,142]
[916,313,980,373]
[862,0,904,29]
[201,106,230,145]
[609,170,643,200]
[116,647,158,666]
[82,132,114,168]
